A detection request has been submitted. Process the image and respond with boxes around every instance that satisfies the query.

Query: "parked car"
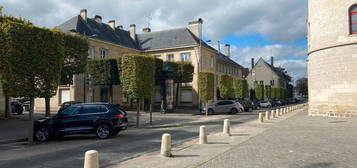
[58,101,82,113]
[237,100,254,112]
[271,100,282,106]
[260,100,272,108]
[34,103,128,142]
[252,101,261,110]
[11,102,24,115]
[201,100,242,115]
[280,99,288,105]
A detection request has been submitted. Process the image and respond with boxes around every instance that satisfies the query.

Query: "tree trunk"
[130,99,133,109]
[136,99,140,128]
[109,85,113,103]
[5,96,9,118]
[175,83,180,106]
[45,97,50,117]
[28,97,34,145]
[205,101,208,117]
[149,98,153,125]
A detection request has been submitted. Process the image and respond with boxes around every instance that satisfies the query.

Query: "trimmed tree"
[233,78,248,100]
[271,87,278,99]
[198,72,214,116]
[255,84,265,100]
[0,21,64,144]
[120,54,155,127]
[163,61,194,105]
[265,85,272,100]
[219,74,233,99]
[41,33,89,117]
[86,58,119,103]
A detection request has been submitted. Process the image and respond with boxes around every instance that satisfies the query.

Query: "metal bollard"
[265,111,269,120]
[258,112,264,123]
[84,150,99,168]
[160,133,172,157]
[222,119,231,136]
[199,126,208,144]
[271,110,275,118]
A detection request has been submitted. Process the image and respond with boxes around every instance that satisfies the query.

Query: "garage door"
[181,90,192,103]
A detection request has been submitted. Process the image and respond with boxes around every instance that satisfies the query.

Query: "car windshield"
[60,105,81,116]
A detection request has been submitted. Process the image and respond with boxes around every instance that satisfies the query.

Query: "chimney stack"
[251,58,255,70]
[129,24,136,41]
[271,56,274,67]
[188,18,203,39]
[108,20,115,30]
[94,15,102,24]
[117,25,123,29]
[80,9,87,21]
[142,27,151,33]
[225,44,231,57]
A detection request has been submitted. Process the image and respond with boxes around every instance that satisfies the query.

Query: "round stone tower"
[308,0,357,117]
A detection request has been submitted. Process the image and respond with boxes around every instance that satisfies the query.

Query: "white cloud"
[0,0,307,43]
[230,44,307,81]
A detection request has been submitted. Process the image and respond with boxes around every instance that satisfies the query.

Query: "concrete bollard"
[222,119,231,136]
[271,110,275,118]
[278,108,282,116]
[258,112,264,123]
[84,150,99,168]
[160,133,172,157]
[265,111,269,120]
[199,126,208,144]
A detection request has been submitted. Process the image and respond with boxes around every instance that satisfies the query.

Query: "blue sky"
[0,0,308,83]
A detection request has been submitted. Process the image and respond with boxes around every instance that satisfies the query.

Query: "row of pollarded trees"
[254,84,293,100]
[86,57,194,127]
[198,73,249,116]
[0,15,89,143]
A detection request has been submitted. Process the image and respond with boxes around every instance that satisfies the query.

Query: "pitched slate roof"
[55,16,139,50]
[252,58,291,81]
[137,28,199,50]
[56,15,244,68]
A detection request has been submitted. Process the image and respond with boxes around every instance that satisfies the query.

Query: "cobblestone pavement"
[197,110,357,168]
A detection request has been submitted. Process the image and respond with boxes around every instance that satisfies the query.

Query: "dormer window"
[350,5,357,34]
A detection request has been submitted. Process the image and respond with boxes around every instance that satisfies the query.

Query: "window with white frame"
[167,54,174,61]
[88,47,95,59]
[100,48,108,58]
[180,52,191,62]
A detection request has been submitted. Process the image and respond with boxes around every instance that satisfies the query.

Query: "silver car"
[260,100,272,108]
[201,100,243,115]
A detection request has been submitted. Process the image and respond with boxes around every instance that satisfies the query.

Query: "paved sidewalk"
[117,105,357,168]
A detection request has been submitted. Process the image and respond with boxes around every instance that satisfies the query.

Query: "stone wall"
[308,0,357,117]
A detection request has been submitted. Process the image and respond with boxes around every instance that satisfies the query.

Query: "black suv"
[34,103,128,142]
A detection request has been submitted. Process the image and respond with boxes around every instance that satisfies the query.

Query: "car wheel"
[96,124,112,139]
[230,108,238,114]
[208,109,215,115]
[34,127,50,142]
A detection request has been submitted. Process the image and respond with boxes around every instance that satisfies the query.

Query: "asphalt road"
[0,110,263,168]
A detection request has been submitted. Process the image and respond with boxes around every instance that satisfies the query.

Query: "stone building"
[246,57,290,91]
[34,9,245,111]
[308,0,357,117]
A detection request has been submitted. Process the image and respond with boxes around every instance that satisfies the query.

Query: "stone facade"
[308,0,357,117]
[246,58,288,91]
[34,10,245,111]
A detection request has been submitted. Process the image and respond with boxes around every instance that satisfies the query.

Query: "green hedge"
[163,61,194,83]
[265,85,272,99]
[120,54,155,99]
[60,34,89,85]
[86,58,119,86]
[233,78,248,100]
[255,84,265,100]
[219,74,233,99]
[0,22,64,98]
[198,72,214,101]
